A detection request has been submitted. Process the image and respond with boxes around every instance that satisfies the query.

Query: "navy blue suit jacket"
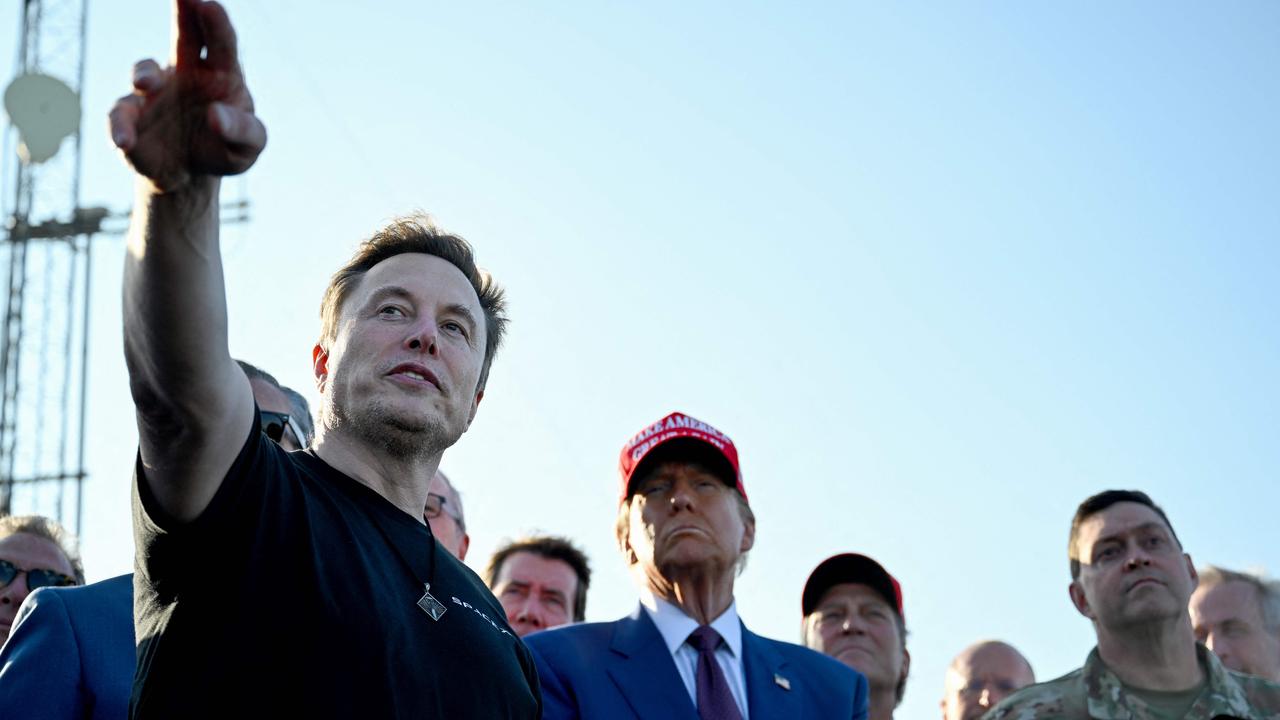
[525,606,869,720]
[0,574,134,720]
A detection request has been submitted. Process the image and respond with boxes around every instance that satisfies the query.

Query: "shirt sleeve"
[0,588,84,719]
[133,405,289,597]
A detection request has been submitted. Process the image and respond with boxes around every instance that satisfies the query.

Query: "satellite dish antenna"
[4,72,80,165]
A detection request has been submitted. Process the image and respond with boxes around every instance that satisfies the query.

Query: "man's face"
[625,461,754,582]
[804,583,909,696]
[0,532,76,642]
[250,378,303,451]
[1069,502,1197,633]
[426,472,469,561]
[492,551,579,637]
[1190,580,1280,682]
[315,254,486,459]
[940,643,1035,720]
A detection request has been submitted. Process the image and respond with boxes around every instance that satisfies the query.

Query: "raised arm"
[111,0,267,523]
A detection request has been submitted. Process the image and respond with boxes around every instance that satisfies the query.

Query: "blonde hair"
[0,514,84,584]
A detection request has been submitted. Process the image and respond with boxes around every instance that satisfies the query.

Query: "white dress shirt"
[638,588,750,719]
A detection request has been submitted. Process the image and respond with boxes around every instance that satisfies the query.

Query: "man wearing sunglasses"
[0,368,311,720]
[108,2,537,718]
[0,515,82,644]
[238,359,313,451]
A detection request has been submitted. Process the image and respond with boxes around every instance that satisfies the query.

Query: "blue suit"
[0,574,134,720]
[525,606,869,720]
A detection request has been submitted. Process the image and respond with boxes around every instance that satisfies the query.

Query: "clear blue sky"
[4,2,1279,717]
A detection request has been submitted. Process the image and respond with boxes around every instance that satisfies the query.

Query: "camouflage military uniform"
[984,644,1280,720]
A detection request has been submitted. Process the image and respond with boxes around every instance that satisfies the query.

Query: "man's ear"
[312,344,329,392]
[1185,553,1198,592]
[900,646,911,684]
[467,388,484,426]
[1069,580,1094,620]
[458,533,471,563]
[740,513,756,554]
[620,502,638,566]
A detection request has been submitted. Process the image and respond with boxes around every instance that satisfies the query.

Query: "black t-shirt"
[130,408,541,719]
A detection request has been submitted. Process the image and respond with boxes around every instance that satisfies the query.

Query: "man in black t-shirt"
[109,1,538,717]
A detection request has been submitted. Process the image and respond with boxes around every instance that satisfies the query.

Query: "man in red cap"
[802,554,911,720]
[525,411,869,719]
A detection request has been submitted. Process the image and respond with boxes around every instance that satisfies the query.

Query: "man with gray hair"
[426,470,469,561]
[0,515,82,644]
[1190,565,1280,682]
[526,411,868,719]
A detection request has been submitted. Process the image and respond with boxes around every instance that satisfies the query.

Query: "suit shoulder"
[749,633,867,697]
[985,667,1085,720]
[49,573,132,601]
[10,582,71,632]
[524,619,620,655]
[26,574,131,624]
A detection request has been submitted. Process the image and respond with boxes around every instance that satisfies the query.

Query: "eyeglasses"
[0,558,76,592]
[424,493,464,529]
[260,410,306,448]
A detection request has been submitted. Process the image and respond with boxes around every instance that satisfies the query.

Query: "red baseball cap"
[802,553,904,620]
[618,411,746,504]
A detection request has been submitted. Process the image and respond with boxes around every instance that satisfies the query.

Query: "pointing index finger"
[197,1,240,73]
[171,0,205,69]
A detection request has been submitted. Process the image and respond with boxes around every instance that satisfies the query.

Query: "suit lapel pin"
[774,673,791,691]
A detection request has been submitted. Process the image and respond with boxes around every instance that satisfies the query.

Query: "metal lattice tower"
[0,0,105,534]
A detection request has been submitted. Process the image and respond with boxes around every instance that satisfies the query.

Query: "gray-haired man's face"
[1191,579,1280,683]
[426,472,469,561]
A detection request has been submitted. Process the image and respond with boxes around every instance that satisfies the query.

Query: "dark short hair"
[1068,490,1181,579]
[318,215,508,391]
[485,536,592,622]
[236,359,314,445]
[236,359,280,388]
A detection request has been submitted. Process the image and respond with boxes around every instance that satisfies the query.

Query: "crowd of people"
[0,1,1278,718]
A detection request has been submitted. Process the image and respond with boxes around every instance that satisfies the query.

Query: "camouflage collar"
[1082,644,1257,720]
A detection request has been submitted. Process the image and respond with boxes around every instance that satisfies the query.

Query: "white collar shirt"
[639,588,750,719]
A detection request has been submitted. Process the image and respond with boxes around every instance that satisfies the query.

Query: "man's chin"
[342,400,464,456]
[834,648,882,676]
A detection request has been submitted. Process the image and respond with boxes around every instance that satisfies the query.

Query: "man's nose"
[406,319,439,355]
[669,485,696,512]
[516,597,543,627]
[1124,547,1153,570]
[978,688,994,708]
[840,614,865,635]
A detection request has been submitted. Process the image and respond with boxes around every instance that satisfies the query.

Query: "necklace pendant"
[417,582,447,621]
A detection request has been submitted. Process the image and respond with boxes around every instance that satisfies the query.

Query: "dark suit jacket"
[525,605,869,720]
[0,574,134,720]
